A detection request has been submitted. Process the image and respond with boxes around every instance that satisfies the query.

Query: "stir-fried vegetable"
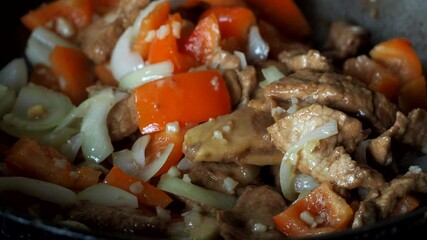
[21,0,93,31]
[104,165,173,208]
[273,183,353,237]
[4,137,101,191]
[134,70,231,134]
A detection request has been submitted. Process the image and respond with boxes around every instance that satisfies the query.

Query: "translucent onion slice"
[119,61,174,90]
[131,134,151,166]
[112,149,140,176]
[111,28,145,81]
[0,85,15,118]
[77,183,138,208]
[80,88,127,163]
[25,27,76,67]
[2,84,74,131]
[259,66,284,88]
[247,25,269,62]
[280,120,338,201]
[139,143,174,181]
[0,177,77,207]
[157,175,236,210]
[0,58,28,92]
[60,132,83,162]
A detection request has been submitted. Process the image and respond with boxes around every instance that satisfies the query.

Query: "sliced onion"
[111,28,145,81]
[0,58,28,92]
[2,84,74,131]
[157,175,236,210]
[259,66,284,88]
[0,177,77,207]
[80,88,127,163]
[294,173,319,193]
[0,85,15,118]
[112,149,140,176]
[280,120,338,201]
[284,120,338,161]
[247,25,269,62]
[138,143,174,181]
[25,27,76,67]
[279,157,298,201]
[131,135,151,166]
[60,132,83,162]
[77,183,138,208]
[119,61,174,90]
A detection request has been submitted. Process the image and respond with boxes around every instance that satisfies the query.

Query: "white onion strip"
[119,61,174,90]
[157,175,236,210]
[280,120,338,201]
[0,85,15,118]
[110,28,145,81]
[0,58,28,92]
[77,183,138,208]
[0,177,77,207]
[247,25,269,62]
[139,143,174,181]
[80,88,127,163]
[131,135,151,166]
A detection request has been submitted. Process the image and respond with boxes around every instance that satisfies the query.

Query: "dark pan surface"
[1,0,427,239]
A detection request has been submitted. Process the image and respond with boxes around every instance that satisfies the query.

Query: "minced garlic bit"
[54,158,69,170]
[222,125,231,133]
[156,25,170,40]
[222,177,238,194]
[182,174,191,183]
[144,30,156,43]
[27,104,48,120]
[129,181,144,194]
[171,21,182,39]
[210,76,219,91]
[166,121,180,134]
[69,171,79,179]
[409,165,422,174]
[55,17,75,38]
[300,211,317,228]
[252,223,267,233]
[213,130,224,140]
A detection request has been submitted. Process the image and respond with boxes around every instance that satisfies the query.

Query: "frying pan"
[1,0,427,239]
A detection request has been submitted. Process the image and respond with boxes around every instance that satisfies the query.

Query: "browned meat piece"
[222,66,257,109]
[217,185,286,240]
[185,162,260,194]
[69,201,168,235]
[209,50,240,70]
[368,112,408,165]
[400,108,427,153]
[78,0,149,64]
[352,171,427,228]
[107,92,139,141]
[223,70,242,108]
[268,104,385,189]
[264,70,397,133]
[324,21,370,60]
[183,107,283,166]
[278,49,333,73]
[368,108,427,165]
[236,66,257,108]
